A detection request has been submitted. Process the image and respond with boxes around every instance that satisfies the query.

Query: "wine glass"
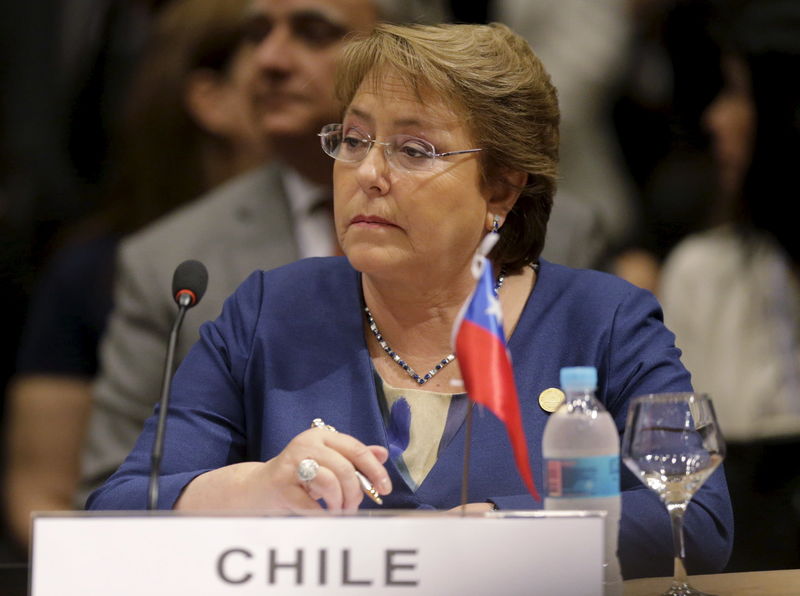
[621,393,725,596]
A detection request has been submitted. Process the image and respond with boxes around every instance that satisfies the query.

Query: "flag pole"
[456,233,498,515]
[460,402,474,514]
[452,231,540,505]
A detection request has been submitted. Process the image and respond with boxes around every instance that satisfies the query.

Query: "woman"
[88,23,732,579]
[4,0,268,551]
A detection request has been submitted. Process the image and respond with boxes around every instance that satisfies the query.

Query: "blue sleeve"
[608,289,732,579]
[489,287,733,579]
[86,271,264,510]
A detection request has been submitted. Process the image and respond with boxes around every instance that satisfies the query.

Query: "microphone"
[148,260,208,510]
[172,259,208,308]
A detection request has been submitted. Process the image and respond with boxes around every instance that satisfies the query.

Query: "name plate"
[32,511,603,595]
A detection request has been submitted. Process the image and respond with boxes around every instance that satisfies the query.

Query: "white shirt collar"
[280,168,335,258]
[281,168,328,215]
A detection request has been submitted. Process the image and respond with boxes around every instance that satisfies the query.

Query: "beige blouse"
[377,376,468,490]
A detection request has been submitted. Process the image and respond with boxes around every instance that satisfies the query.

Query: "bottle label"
[545,455,620,498]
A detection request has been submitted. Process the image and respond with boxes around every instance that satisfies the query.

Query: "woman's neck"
[361,263,536,392]
[361,269,473,392]
[361,265,476,351]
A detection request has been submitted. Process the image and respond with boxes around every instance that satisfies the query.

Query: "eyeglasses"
[318,123,482,172]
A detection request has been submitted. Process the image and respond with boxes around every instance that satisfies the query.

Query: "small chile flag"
[452,246,540,501]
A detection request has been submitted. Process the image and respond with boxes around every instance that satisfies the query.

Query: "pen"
[355,470,383,505]
[311,418,384,506]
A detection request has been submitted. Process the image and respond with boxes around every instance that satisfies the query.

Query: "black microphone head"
[172,259,208,308]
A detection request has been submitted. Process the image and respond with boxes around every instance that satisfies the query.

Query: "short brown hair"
[335,22,560,271]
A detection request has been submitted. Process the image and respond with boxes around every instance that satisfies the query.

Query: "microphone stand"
[147,293,191,510]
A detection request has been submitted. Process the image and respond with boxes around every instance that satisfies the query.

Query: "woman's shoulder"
[229,257,358,314]
[259,256,356,286]
[531,260,668,340]
[208,258,360,339]
[538,259,646,306]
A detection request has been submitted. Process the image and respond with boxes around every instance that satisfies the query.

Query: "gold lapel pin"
[538,388,565,413]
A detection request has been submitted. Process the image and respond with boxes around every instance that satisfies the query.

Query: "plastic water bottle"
[542,366,623,596]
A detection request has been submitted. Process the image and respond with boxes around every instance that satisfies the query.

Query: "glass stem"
[668,504,688,585]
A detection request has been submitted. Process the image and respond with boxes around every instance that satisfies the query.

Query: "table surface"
[624,568,800,595]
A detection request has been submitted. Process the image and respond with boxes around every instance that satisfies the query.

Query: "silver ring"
[311,418,337,432]
[297,458,320,488]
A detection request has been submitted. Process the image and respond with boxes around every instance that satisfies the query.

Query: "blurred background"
[2,0,798,580]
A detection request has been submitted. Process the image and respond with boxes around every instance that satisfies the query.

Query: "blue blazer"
[88,257,733,578]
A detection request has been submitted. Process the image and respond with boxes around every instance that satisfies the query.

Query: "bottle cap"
[560,366,597,391]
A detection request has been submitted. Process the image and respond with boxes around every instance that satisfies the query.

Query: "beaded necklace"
[364,269,506,386]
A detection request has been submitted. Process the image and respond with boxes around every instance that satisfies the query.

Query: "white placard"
[32,511,603,596]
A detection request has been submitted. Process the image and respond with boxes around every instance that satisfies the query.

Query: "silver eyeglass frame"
[318,123,482,171]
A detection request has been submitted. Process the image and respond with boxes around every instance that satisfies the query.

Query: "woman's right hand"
[174,426,392,513]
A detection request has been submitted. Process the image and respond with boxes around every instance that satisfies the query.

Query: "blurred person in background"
[0,0,162,401]
[660,0,800,572]
[2,0,269,552]
[609,0,724,291]
[0,0,164,562]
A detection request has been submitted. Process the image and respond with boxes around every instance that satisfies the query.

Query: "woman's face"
[333,71,494,281]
